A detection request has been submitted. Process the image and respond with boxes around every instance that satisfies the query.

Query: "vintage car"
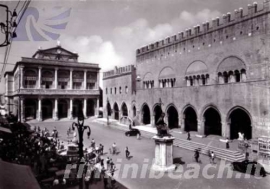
[125,129,141,137]
[231,160,267,177]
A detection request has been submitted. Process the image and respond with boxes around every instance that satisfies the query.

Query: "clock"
[57,49,61,54]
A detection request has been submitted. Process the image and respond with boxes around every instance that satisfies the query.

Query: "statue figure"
[155,113,171,138]
[72,131,78,144]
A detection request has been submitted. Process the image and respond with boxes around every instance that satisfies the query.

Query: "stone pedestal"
[152,135,175,172]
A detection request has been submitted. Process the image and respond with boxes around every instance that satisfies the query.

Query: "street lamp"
[72,103,91,159]
[0,4,18,47]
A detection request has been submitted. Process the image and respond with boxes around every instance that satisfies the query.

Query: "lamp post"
[0,4,17,47]
[72,103,91,159]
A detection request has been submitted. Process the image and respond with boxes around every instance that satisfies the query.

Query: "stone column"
[164,115,168,125]
[20,66,24,89]
[159,80,162,88]
[38,66,42,89]
[96,72,100,89]
[83,98,87,118]
[70,69,73,90]
[69,98,73,119]
[198,119,205,135]
[84,70,87,90]
[151,115,155,126]
[225,120,231,138]
[53,98,58,121]
[180,114,185,132]
[95,99,100,116]
[37,98,42,121]
[54,68,58,89]
[20,98,25,122]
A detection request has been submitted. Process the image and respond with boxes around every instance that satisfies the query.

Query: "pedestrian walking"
[194,149,200,163]
[112,142,116,155]
[90,138,95,149]
[226,138,230,149]
[125,147,130,159]
[210,151,215,164]
[99,144,104,155]
[106,157,110,169]
[187,132,191,140]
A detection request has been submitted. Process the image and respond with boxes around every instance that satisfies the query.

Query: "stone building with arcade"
[4,45,100,122]
[104,1,270,140]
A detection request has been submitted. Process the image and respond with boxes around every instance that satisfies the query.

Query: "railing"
[25,85,36,89]
[17,88,99,95]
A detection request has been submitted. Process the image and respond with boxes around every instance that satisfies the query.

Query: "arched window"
[217,56,246,84]
[185,61,209,87]
[119,87,122,94]
[125,86,128,93]
[115,87,117,94]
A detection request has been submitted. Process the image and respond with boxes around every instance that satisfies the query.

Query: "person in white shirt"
[112,142,116,154]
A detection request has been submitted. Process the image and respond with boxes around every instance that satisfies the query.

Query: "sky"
[0,0,266,92]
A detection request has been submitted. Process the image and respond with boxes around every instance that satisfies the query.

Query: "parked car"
[125,129,141,137]
[231,160,267,177]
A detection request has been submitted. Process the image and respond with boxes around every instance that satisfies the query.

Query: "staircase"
[94,119,245,162]
[137,129,245,162]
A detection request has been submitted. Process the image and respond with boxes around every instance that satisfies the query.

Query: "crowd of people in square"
[0,114,127,189]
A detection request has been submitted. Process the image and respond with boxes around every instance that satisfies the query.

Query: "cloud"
[61,35,124,71]
[175,9,221,30]
[61,9,221,72]
[111,9,221,65]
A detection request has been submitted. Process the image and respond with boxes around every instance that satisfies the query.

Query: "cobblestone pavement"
[30,119,270,189]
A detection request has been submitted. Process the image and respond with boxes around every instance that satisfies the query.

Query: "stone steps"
[95,119,245,162]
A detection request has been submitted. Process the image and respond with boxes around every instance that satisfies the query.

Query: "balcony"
[15,88,99,96]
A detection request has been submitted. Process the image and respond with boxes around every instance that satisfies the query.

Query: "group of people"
[0,123,62,177]
[193,149,216,164]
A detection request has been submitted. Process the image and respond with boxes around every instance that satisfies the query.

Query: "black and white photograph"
[0,0,270,188]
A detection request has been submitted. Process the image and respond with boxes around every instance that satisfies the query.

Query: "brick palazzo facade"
[4,45,100,122]
[103,1,270,140]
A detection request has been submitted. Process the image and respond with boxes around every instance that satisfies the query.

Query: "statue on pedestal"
[155,113,171,138]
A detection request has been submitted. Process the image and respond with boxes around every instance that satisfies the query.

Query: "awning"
[0,126,12,133]
[0,160,41,189]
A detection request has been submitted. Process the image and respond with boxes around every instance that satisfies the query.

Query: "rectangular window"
[41,81,52,89]
[73,82,82,89]
[87,83,95,89]
[58,82,68,89]
[24,80,36,88]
